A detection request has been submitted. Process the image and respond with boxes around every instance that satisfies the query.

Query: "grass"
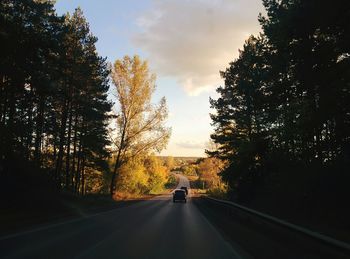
[0,191,143,237]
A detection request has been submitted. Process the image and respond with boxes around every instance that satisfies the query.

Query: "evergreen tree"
[210,0,350,202]
[0,1,111,196]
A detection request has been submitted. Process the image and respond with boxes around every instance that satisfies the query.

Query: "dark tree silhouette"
[0,1,111,195]
[209,0,350,205]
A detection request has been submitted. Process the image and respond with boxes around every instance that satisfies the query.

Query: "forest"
[0,1,171,200]
[0,1,112,196]
[209,0,350,218]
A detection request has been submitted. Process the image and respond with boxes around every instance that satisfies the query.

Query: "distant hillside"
[157,156,203,167]
[157,156,202,162]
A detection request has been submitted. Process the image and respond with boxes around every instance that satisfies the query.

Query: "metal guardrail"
[204,196,350,253]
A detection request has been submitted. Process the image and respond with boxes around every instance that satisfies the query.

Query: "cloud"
[176,140,205,149]
[132,0,264,95]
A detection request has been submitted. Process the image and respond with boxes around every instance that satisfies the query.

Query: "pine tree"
[0,2,111,196]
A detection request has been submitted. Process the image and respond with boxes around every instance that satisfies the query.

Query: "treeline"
[210,0,350,206]
[0,1,111,195]
[179,157,225,191]
[115,155,172,199]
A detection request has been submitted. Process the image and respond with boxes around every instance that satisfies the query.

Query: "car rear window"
[175,190,185,194]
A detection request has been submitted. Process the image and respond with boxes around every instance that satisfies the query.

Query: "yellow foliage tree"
[198,157,225,189]
[144,156,168,194]
[164,156,175,171]
[116,158,149,195]
[110,55,171,195]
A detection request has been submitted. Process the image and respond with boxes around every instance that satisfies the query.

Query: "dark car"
[173,189,186,203]
[180,186,188,195]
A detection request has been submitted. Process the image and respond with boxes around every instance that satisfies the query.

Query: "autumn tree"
[197,157,225,189]
[164,156,175,171]
[144,155,168,194]
[110,55,171,196]
[115,157,148,196]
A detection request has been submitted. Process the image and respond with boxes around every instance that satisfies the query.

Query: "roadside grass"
[114,192,154,201]
[0,191,141,237]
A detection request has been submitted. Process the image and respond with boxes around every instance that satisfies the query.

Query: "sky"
[55,0,265,157]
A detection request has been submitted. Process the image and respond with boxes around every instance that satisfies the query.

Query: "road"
[0,174,246,259]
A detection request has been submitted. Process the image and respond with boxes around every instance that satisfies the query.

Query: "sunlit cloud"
[176,140,205,149]
[133,0,264,96]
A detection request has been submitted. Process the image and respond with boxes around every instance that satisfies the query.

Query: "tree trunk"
[71,112,79,189]
[26,85,34,160]
[53,132,57,163]
[110,121,127,196]
[5,80,16,161]
[0,77,8,161]
[55,99,68,187]
[65,101,73,189]
[34,95,45,165]
[74,133,83,194]
[80,156,85,196]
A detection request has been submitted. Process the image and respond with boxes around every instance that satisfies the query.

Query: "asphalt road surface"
[0,174,245,259]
